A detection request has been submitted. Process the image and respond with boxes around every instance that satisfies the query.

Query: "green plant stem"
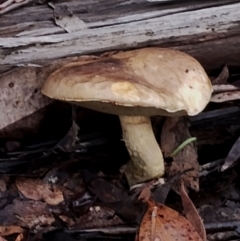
[170,137,197,157]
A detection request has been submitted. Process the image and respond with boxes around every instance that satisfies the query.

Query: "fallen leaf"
[137,199,203,241]
[55,16,87,33]
[54,120,79,152]
[180,182,206,241]
[152,168,194,204]
[83,170,142,221]
[0,226,23,236]
[0,199,62,231]
[75,206,124,229]
[210,66,240,103]
[15,233,24,241]
[49,3,87,32]
[138,186,151,202]
[16,178,64,205]
[82,170,129,203]
[212,65,229,85]
[213,84,240,93]
[221,135,240,171]
[161,117,199,191]
[211,91,240,103]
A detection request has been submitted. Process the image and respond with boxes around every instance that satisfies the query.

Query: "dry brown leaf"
[212,65,229,85]
[16,178,64,205]
[0,199,60,231]
[221,135,240,171]
[137,199,203,241]
[15,233,24,241]
[138,186,151,202]
[0,226,23,236]
[161,117,199,191]
[180,182,206,241]
[83,170,129,203]
[76,206,124,229]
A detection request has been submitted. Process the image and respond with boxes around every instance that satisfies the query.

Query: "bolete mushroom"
[41,47,212,186]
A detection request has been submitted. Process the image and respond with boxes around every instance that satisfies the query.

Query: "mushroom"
[41,47,213,186]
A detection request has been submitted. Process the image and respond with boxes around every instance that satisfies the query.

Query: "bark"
[0,0,239,134]
[0,0,240,73]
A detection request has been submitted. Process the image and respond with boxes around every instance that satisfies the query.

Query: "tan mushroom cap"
[41,48,213,116]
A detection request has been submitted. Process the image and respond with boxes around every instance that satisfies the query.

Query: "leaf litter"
[15,178,65,205]
[211,65,240,103]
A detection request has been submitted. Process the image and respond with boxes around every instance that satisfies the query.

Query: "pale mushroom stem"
[119,115,165,186]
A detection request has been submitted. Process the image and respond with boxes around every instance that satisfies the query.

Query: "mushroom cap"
[41,48,212,116]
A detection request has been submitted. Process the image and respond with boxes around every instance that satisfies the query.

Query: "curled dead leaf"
[15,233,24,241]
[180,182,206,241]
[212,65,229,85]
[16,178,64,205]
[0,226,23,236]
[138,186,151,202]
[221,135,240,171]
[137,199,203,241]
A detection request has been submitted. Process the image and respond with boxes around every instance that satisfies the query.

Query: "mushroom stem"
[119,116,165,186]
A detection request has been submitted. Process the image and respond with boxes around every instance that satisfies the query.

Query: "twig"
[204,220,240,233]
[200,159,225,171]
[199,159,225,177]
[64,219,240,236]
[66,226,137,235]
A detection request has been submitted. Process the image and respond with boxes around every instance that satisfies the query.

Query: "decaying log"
[0,0,240,135]
[1,0,240,72]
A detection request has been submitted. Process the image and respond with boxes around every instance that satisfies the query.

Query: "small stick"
[66,219,240,235]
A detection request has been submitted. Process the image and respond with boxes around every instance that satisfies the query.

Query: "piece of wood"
[0,0,240,74]
[0,0,239,136]
[0,56,82,134]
